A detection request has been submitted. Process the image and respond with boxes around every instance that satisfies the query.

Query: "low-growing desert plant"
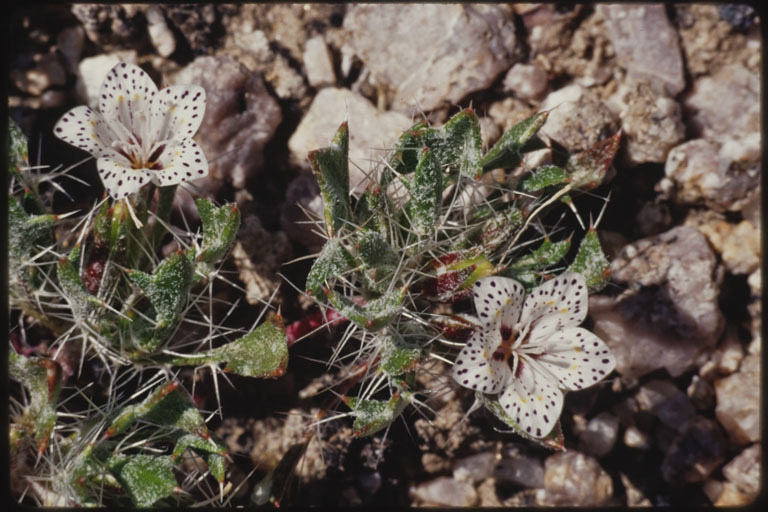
[8,63,287,507]
[298,108,620,453]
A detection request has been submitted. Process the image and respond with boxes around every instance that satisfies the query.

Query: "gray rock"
[683,64,759,141]
[539,84,620,152]
[722,443,760,498]
[409,476,478,506]
[494,453,546,488]
[503,63,549,101]
[304,36,336,88]
[288,87,412,195]
[660,136,760,213]
[163,4,235,54]
[607,80,685,165]
[453,452,498,483]
[620,473,652,506]
[543,451,613,506]
[661,416,726,485]
[685,211,760,277]
[578,411,620,457]
[715,354,760,445]
[345,4,519,113]
[71,4,146,50]
[591,226,723,379]
[146,6,176,58]
[635,380,696,433]
[597,4,685,96]
[687,375,716,411]
[11,52,67,97]
[623,425,652,450]
[56,26,85,75]
[171,56,282,189]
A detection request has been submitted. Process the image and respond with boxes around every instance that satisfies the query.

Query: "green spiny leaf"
[328,287,405,331]
[380,335,422,377]
[195,198,241,264]
[508,238,571,272]
[387,121,430,176]
[169,315,288,378]
[355,231,399,295]
[306,238,353,300]
[309,122,352,236]
[108,454,176,507]
[8,116,29,173]
[438,108,483,179]
[405,146,441,237]
[105,381,185,439]
[567,229,610,292]
[8,350,62,454]
[57,248,101,318]
[344,392,409,437]
[129,250,193,330]
[480,111,549,172]
[521,165,569,192]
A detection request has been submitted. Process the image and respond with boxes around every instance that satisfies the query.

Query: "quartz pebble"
[715,354,760,445]
[722,443,760,498]
[635,380,696,434]
[597,4,685,96]
[578,411,620,457]
[543,452,613,506]
[288,87,412,195]
[304,36,336,88]
[452,452,497,483]
[345,4,519,113]
[503,63,549,101]
[409,476,478,507]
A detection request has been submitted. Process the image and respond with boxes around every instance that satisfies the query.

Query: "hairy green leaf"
[481,111,549,172]
[108,454,176,507]
[195,198,241,264]
[567,229,610,292]
[309,122,352,236]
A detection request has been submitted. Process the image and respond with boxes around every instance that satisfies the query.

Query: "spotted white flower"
[54,62,207,199]
[452,272,616,438]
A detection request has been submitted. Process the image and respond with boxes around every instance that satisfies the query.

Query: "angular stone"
[661,136,760,213]
[623,425,651,450]
[683,64,759,141]
[661,416,726,485]
[591,226,723,379]
[345,4,519,113]
[635,380,696,433]
[409,476,478,507]
[687,212,761,275]
[597,4,685,96]
[453,452,498,483]
[539,84,620,152]
[503,63,549,101]
[715,354,760,445]
[606,79,685,165]
[288,87,412,194]
[543,452,613,506]
[171,56,282,189]
[578,411,620,457]
[722,443,760,498]
[494,453,546,488]
[687,375,716,411]
[304,35,336,88]
[146,5,176,57]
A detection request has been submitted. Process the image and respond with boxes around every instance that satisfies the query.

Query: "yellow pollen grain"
[547,300,555,306]
[571,364,579,370]
[89,120,95,126]
[574,346,582,352]
[169,106,175,111]
[481,349,487,359]
[134,93,140,100]
[118,95,124,102]
[537,395,543,401]
[91,133,97,139]
[520,397,527,403]
[561,307,568,314]
[179,118,185,124]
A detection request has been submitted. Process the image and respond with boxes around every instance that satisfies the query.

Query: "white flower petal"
[519,272,587,342]
[54,106,117,158]
[99,62,158,138]
[152,85,206,142]
[499,357,563,438]
[533,327,616,391]
[452,328,507,394]
[149,139,208,187]
[97,158,152,199]
[472,276,524,330]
